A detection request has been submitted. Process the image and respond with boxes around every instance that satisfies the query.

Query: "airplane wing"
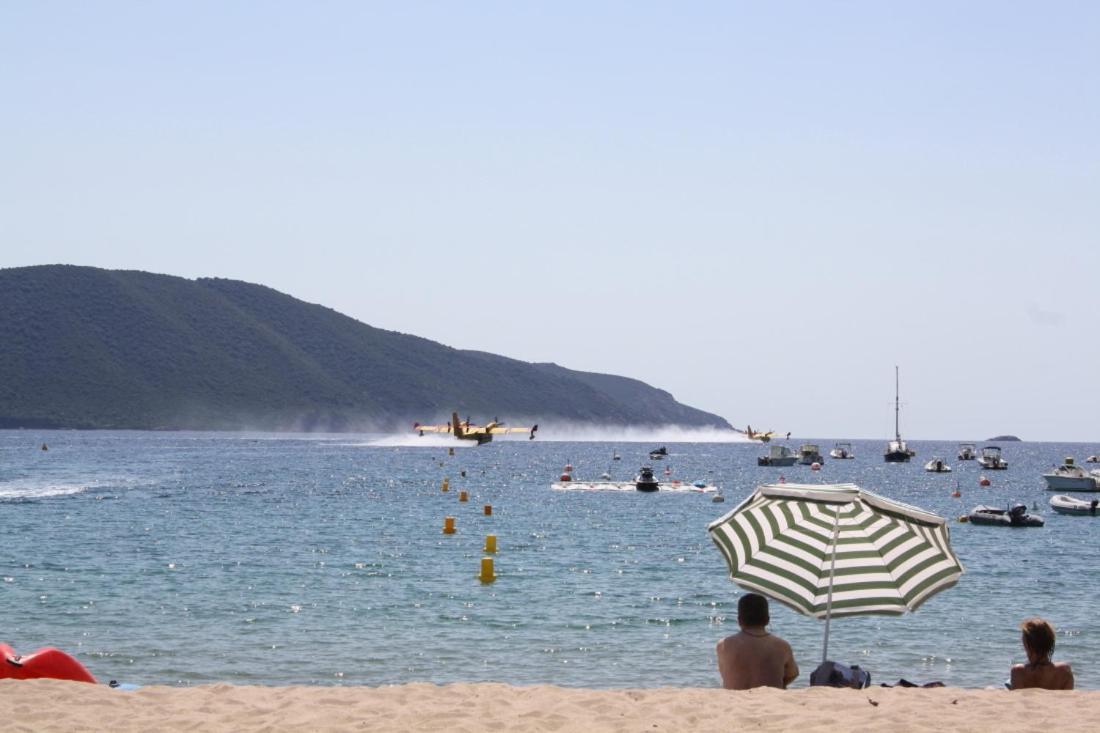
[413,422,453,433]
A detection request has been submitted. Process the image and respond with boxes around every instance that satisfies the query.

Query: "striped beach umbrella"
[707,483,963,661]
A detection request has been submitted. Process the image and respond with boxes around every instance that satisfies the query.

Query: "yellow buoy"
[483,504,492,516]
[443,516,456,534]
[459,490,468,502]
[441,478,450,492]
[479,557,496,583]
[483,534,497,553]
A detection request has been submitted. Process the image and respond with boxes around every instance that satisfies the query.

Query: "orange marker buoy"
[979,475,991,487]
[483,534,497,553]
[811,462,821,471]
[479,557,496,583]
[483,504,492,516]
[951,489,961,498]
[443,516,456,534]
[459,490,468,502]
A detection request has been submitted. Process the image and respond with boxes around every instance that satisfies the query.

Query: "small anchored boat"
[957,444,977,461]
[978,446,1008,470]
[797,443,824,465]
[1050,494,1100,516]
[967,503,1044,527]
[924,458,952,473]
[648,447,667,460]
[757,444,797,467]
[1042,457,1100,491]
[829,442,854,459]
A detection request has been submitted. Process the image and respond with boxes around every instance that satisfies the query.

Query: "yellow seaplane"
[744,425,788,443]
[413,413,539,446]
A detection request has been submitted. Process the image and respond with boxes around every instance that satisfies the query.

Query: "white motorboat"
[797,443,824,465]
[757,444,797,467]
[1086,455,1100,463]
[884,367,915,463]
[924,458,952,473]
[977,446,1008,470]
[1042,458,1100,491]
[1050,494,1100,515]
[829,442,854,459]
[958,444,977,461]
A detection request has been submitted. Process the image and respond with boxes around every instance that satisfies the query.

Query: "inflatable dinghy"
[967,503,1044,527]
[1,643,96,683]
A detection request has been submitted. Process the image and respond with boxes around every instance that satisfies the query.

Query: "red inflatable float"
[1,643,97,683]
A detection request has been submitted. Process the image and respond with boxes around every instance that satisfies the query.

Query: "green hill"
[0,265,730,432]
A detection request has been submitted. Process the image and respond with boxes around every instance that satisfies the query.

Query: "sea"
[1,430,1096,689]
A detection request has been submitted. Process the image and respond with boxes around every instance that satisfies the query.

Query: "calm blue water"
[1,431,1096,688]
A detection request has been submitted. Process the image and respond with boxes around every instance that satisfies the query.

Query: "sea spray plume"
[495,422,753,443]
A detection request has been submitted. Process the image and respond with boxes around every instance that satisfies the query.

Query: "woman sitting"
[1009,617,1074,690]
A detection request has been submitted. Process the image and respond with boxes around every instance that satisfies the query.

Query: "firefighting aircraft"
[413,412,539,446]
[743,425,786,443]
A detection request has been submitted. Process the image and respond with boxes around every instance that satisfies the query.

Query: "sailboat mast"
[894,366,901,442]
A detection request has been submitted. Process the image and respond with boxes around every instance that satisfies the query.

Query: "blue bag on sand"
[810,661,871,689]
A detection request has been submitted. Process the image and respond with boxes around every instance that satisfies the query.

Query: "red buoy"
[979,475,991,487]
[0,643,96,683]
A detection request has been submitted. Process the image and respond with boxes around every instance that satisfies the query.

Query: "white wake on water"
[357,425,752,446]
[0,481,92,500]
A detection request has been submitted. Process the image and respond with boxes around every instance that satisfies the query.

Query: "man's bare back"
[1010,661,1074,690]
[717,629,798,690]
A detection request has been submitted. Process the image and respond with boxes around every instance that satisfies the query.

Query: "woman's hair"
[1020,617,1056,659]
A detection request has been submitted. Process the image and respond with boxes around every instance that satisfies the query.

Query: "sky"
[2,2,1098,441]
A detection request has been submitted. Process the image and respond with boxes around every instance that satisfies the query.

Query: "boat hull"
[1043,475,1100,491]
[967,506,1044,527]
[884,452,911,463]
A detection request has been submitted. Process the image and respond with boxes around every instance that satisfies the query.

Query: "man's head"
[1020,617,1055,661]
[738,593,769,628]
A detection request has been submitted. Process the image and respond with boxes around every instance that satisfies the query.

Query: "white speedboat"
[1086,455,1100,464]
[924,458,951,473]
[1050,494,1100,515]
[757,445,797,467]
[1042,458,1100,491]
[797,443,824,465]
[958,444,977,461]
[829,442,854,459]
[977,446,1008,470]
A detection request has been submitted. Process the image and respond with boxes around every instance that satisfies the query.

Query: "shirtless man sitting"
[1009,617,1074,690]
[716,593,799,690]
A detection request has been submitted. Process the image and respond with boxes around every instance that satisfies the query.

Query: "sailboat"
[884,366,916,463]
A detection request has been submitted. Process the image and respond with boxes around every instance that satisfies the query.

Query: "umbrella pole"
[821,504,841,664]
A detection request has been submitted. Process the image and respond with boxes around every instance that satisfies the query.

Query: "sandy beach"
[4,680,1099,732]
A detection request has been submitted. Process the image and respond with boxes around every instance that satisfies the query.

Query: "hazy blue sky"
[3,3,1098,440]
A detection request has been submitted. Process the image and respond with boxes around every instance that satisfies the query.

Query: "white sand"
[4,680,1099,732]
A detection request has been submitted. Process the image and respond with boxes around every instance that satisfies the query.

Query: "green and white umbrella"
[707,483,964,662]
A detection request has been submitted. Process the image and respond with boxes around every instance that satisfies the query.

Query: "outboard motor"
[1008,503,1028,525]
